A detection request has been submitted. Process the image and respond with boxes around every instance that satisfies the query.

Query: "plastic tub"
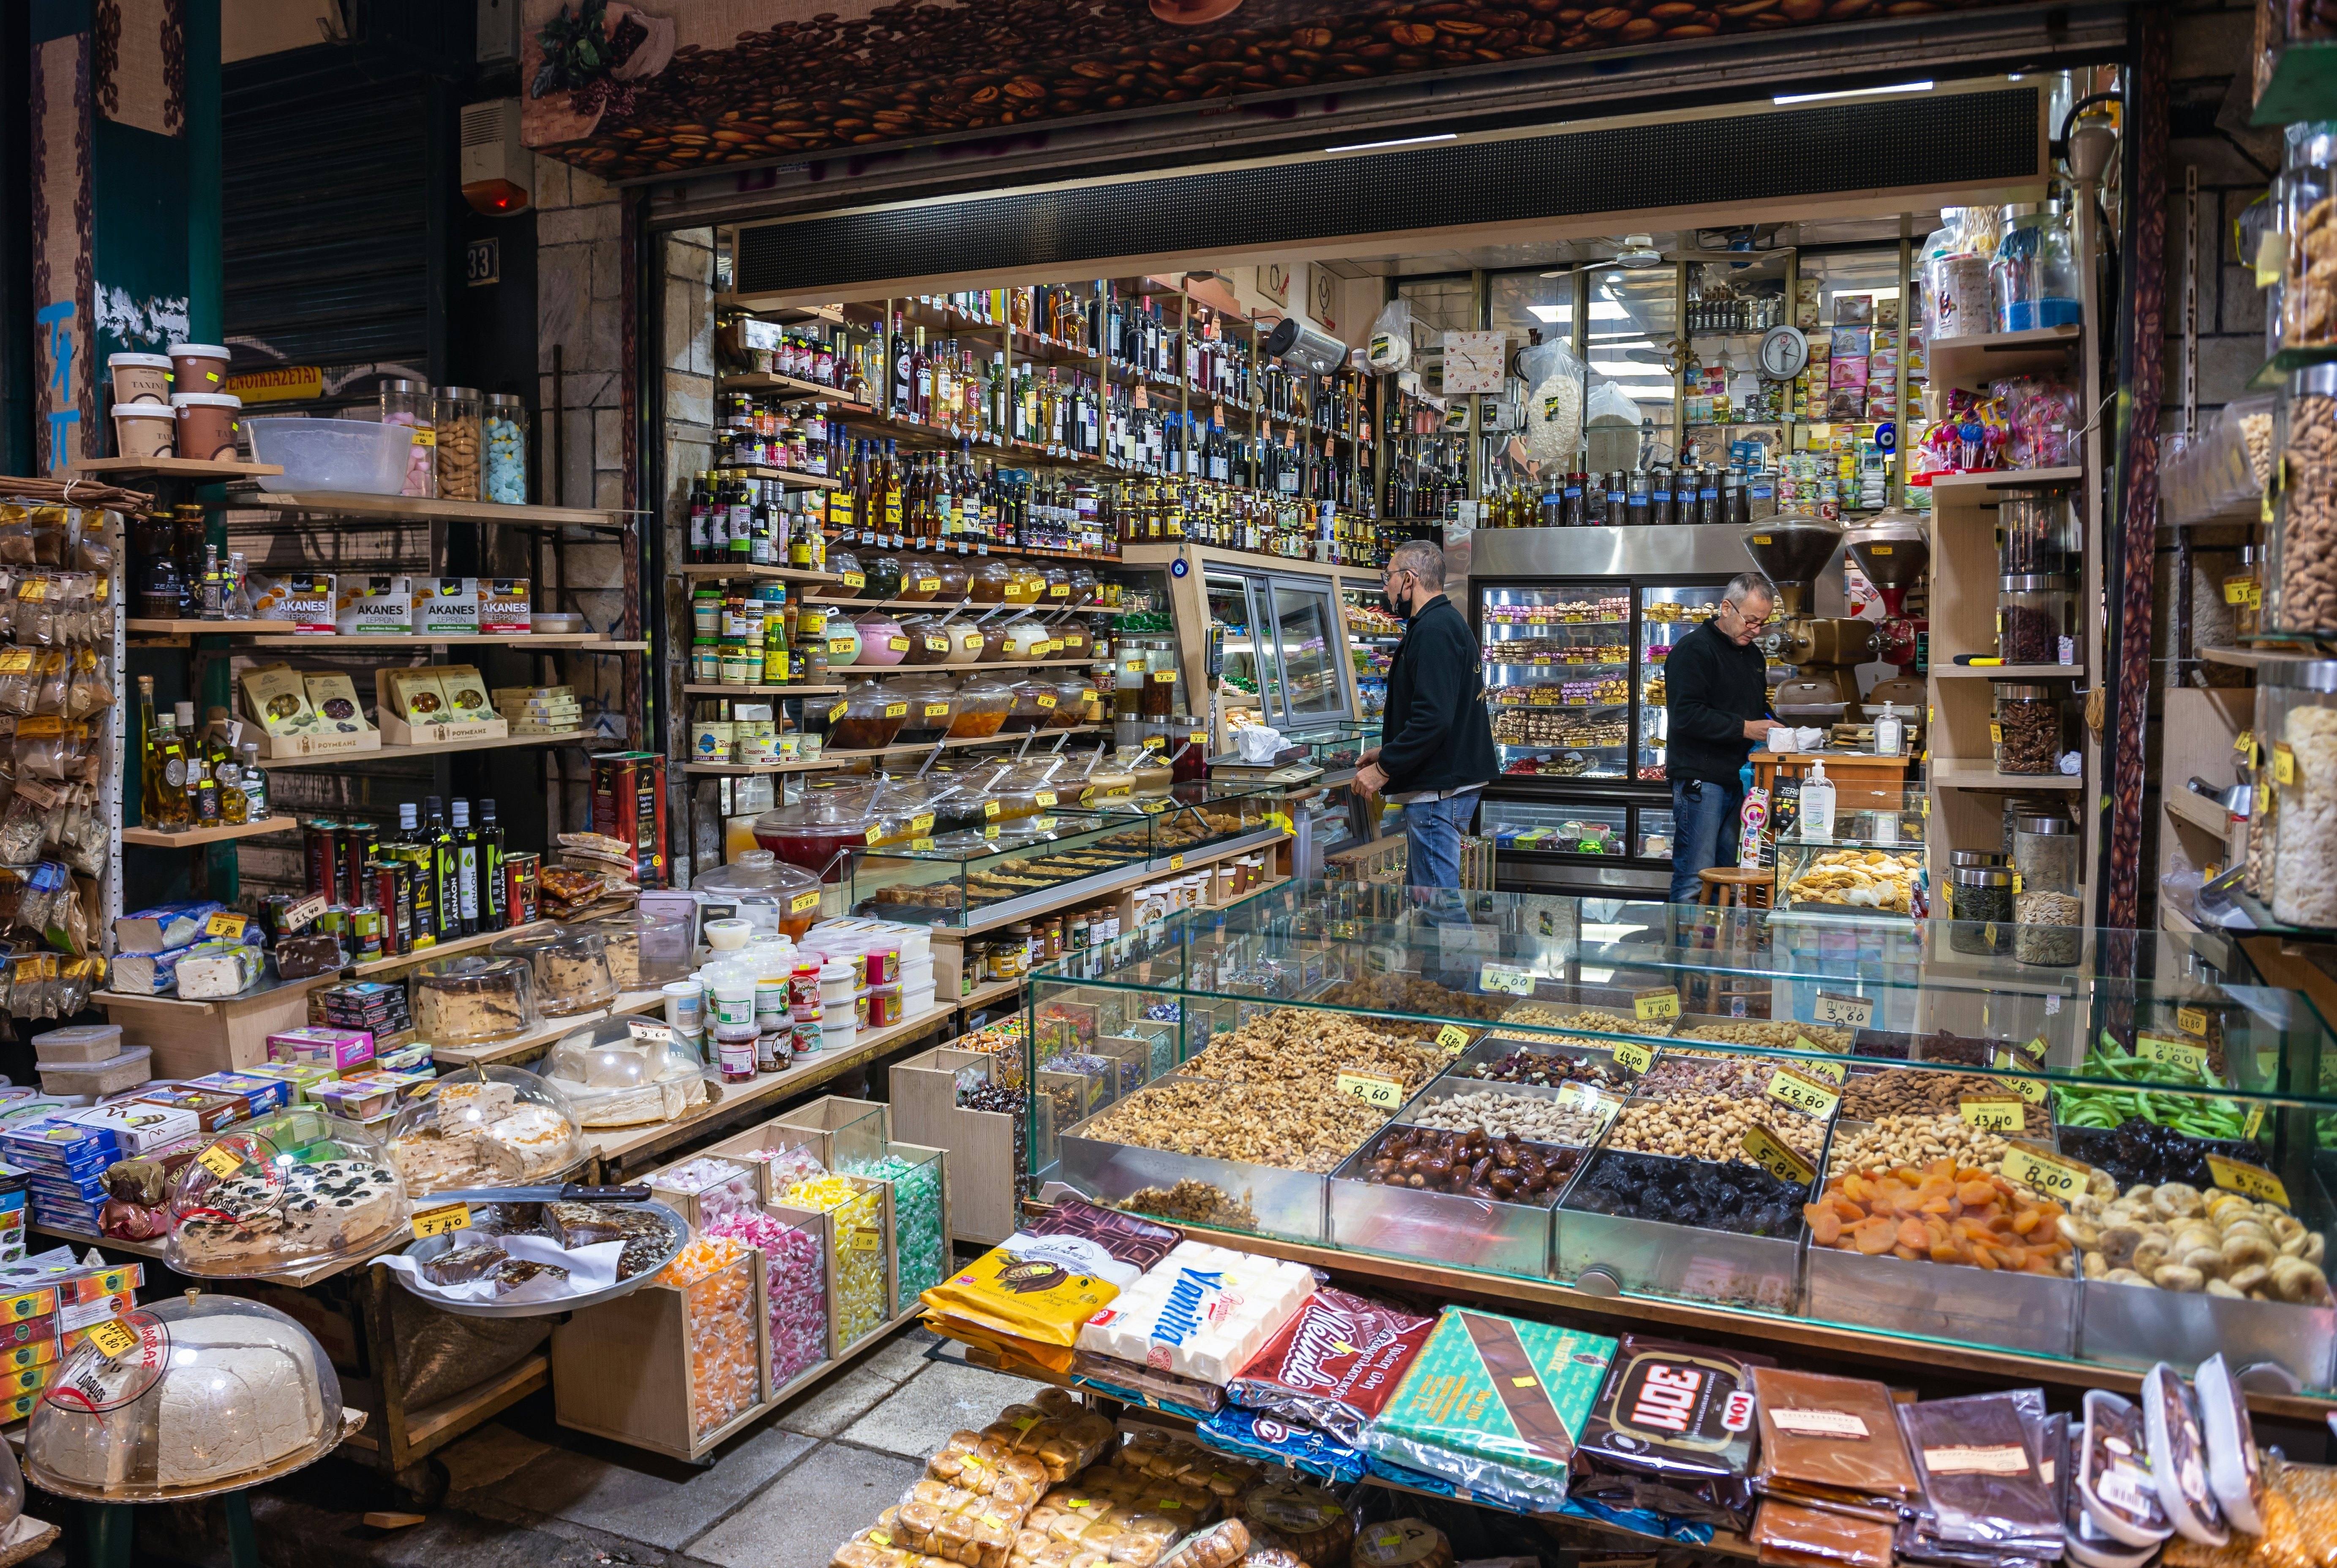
[166,342,231,391]
[999,619,1053,661]
[970,560,1013,603]
[929,560,973,602]
[753,782,886,883]
[246,417,413,495]
[942,620,986,665]
[1005,566,1046,604]
[35,1047,151,1098]
[891,673,958,745]
[826,550,866,600]
[947,675,1014,738]
[864,556,905,602]
[107,352,172,405]
[831,677,910,751]
[172,393,242,463]
[694,849,824,939]
[827,618,864,667]
[111,406,175,462]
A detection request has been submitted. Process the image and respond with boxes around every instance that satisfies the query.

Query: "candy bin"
[656,1236,767,1440]
[776,1170,893,1353]
[648,1155,761,1233]
[850,1142,949,1303]
[708,1208,829,1388]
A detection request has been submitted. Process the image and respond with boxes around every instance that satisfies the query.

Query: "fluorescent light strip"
[1324,132,1458,153]
[1773,80,1932,105]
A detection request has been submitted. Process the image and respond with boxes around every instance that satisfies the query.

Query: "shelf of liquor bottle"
[71,457,283,481]
[714,295,843,325]
[121,814,302,849]
[673,563,844,584]
[346,920,551,979]
[253,731,610,769]
[241,634,649,651]
[235,491,627,527]
[715,372,870,408]
[818,531,1123,567]
[831,658,1099,674]
[1925,326,2080,392]
[682,683,848,697]
[720,466,845,491]
[127,618,300,635]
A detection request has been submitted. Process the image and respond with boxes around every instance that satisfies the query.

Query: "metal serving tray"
[1327,1119,1589,1280]
[1555,1147,1807,1313]
[1055,1076,1338,1243]
[394,1199,688,1319]
[1438,1034,1649,1094]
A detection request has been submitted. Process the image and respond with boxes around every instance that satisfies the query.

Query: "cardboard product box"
[335,575,415,637]
[410,577,481,637]
[435,664,494,723]
[129,1086,244,1134]
[381,667,453,727]
[592,752,668,889]
[186,1071,294,1116]
[60,1102,198,1157]
[478,579,532,635]
[240,664,322,737]
[274,575,338,636]
[302,671,374,736]
[265,1026,374,1072]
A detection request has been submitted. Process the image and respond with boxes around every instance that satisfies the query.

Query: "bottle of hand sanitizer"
[1874,701,1903,757]
[1802,758,1838,841]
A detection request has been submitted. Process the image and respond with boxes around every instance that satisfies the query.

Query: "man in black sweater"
[1664,571,1781,904]
[1356,539,1499,891]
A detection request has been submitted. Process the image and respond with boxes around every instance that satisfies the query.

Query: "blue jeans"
[1668,776,1745,904]
[1402,791,1478,892]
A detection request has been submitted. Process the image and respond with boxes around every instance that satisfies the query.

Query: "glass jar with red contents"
[751,781,884,884]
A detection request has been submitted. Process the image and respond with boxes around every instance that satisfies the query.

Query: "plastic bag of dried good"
[57,954,101,1015]
[65,648,111,722]
[30,506,79,568]
[1517,337,1586,468]
[58,787,105,877]
[75,524,113,577]
[32,651,69,716]
[14,721,83,782]
[1365,298,1414,374]
[11,954,52,1020]
[0,650,36,718]
[12,577,55,647]
[0,793,42,867]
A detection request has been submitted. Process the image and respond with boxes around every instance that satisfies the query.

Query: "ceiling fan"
[1541,232,1796,277]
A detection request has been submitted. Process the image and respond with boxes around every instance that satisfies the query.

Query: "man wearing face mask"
[1664,570,1781,904]
[1355,539,1498,891]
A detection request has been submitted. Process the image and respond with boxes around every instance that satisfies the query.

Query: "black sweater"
[1664,617,1770,785]
[1379,594,1500,795]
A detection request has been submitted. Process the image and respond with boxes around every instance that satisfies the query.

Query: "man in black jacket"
[1356,539,1499,890]
[1664,570,1781,903]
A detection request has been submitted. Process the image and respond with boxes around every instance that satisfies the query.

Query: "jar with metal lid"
[380,378,435,497]
[2010,814,2081,966]
[2229,544,2266,638]
[2257,658,2337,927]
[1625,471,1651,528]
[483,393,529,504]
[1647,465,1674,527]
[1947,865,2015,955]
[434,387,482,501]
[2269,365,2337,637]
[1996,573,2076,664]
[1745,468,1779,522]
[2284,168,2337,348]
[1996,487,2077,575]
[1947,848,2009,870]
[1991,682,2063,775]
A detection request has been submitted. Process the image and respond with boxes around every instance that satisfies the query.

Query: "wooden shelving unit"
[251,730,608,768]
[236,491,624,528]
[71,456,280,480]
[121,814,299,848]
[674,562,842,584]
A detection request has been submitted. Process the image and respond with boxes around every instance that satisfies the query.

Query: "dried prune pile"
[1563,1149,1807,1237]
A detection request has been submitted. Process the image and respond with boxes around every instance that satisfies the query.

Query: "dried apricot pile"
[1805,1158,2073,1275]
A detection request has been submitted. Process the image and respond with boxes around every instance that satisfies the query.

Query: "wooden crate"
[551,1246,769,1462]
[891,1046,1021,1245]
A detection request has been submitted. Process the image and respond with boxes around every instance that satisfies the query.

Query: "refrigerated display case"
[1205,569,1354,732]
[1471,527,1792,896]
[1341,585,1398,721]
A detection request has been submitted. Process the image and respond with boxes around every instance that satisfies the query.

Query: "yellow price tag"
[911,814,935,833]
[1741,1124,1816,1187]
[2205,1154,2290,1210]
[849,1226,884,1252]
[911,837,936,852]
[1169,855,1184,871]
[1435,1024,1470,1054]
[1794,1055,1845,1084]
[983,800,1001,818]
[2225,577,2255,606]
[883,702,908,719]
[1959,1098,2025,1131]
[196,1144,244,1180]
[1991,722,2004,744]
[2176,1007,2210,1037]
[791,890,821,914]
[1189,730,1207,745]
[205,912,248,939]
[2000,1144,2089,1201]
[887,636,910,652]
[1766,1070,1841,1119]
[828,702,848,724]
[2009,1074,2049,1104]
[413,1203,472,1239]
[1036,694,1058,708]
[2136,1034,2210,1073]
[1633,987,1681,1021]
[2243,1103,2266,1141]
[924,702,950,717]
[85,1318,140,1360]
[2276,743,2297,786]
[1611,1040,1654,1075]
[1034,791,1057,807]
[1336,1071,1405,1108]
[916,578,940,593]
[841,572,866,589]
[829,637,854,655]
[1480,963,1535,996]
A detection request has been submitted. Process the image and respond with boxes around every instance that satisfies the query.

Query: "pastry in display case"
[854,810,1147,921]
[164,1107,409,1279]
[586,906,695,988]
[29,1293,346,1499]
[410,955,534,1045]
[540,1016,714,1128]
[491,926,618,1018]
[386,1065,586,1194]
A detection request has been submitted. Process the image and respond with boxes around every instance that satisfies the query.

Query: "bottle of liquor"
[890,313,912,412]
[218,744,248,825]
[194,759,221,824]
[135,676,166,828]
[424,796,457,940]
[726,472,753,566]
[239,742,268,822]
[477,798,507,928]
[450,798,481,936]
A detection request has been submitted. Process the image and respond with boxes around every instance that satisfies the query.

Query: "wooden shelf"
[822,725,1108,763]
[1932,663,2087,678]
[1931,762,2084,790]
[243,634,647,650]
[1924,327,2081,392]
[832,658,1097,673]
[683,758,843,776]
[723,466,844,490]
[673,563,842,583]
[122,814,300,848]
[2165,786,2234,836]
[71,456,281,480]
[715,372,868,409]
[682,683,847,697]
[430,988,668,1067]
[346,920,550,978]
[237,491,625,527]
[803,596,1124,614]
[253,730,607,768]
[2203,645,2327,667]
[1925,468,2087,512]
[127,618,298,635]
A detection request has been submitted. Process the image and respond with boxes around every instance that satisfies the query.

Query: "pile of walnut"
[2066,1180,2332,1304]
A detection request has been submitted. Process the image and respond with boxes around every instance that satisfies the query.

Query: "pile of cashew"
[2062,1180,2332,1304]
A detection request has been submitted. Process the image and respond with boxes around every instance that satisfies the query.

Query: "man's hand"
[1743,718,1781,741]
[1358,746,1381,767]
[1354,762,1388,798]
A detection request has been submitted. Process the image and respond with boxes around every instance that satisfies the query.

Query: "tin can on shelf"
[305,822,342,904]
[370,861,411,958]
[505,852,540,925]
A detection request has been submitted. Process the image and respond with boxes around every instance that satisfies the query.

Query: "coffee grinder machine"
[1845,509,1929,714]
[1738,512,1876,723]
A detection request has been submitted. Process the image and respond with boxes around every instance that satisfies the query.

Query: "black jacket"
[1665,616,1771,785]
[1379,593,1499,795]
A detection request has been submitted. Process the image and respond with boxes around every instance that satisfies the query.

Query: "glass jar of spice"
[1947,865,2015,955]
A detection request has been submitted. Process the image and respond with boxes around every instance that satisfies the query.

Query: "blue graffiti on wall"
[35,299,77,476]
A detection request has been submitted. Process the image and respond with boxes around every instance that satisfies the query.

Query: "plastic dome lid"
[164,1107,410,1280]
[29,1291,344,1500]
[695,847,822,902]
[827,549,865,597]
[540,1017,714,1127]
[897,614,959,664]
[385,1064,586,1195]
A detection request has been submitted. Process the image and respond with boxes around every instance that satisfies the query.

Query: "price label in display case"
[1958,1098,2025,1132]
[2206,1154,2290,1209]
[1999,1144,2089,1202]
[1766,1070,1840,1119]
[2176,1007,2210,1037]
[1610,1040,1654,1075]
[413,1203,472,1239]
[1633,987,1681,1021]
[2136,1034,2210,1073]
[1812,992,1874,1028]
[1434,1024,1471,1054]
[1479,963,1535,997]
[1337,1071,1405,1109]
[1741,1124,1816,1187]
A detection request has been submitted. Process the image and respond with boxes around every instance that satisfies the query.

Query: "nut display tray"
[1554,1148,1809,1314]
[1055,1075,1335,1244]
[2077,1275,2334,1390]
[1327,1122,1585,1280]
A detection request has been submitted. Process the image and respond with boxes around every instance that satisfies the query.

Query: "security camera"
[1264,315,1347,375]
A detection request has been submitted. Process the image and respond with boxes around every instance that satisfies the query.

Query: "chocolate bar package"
[1752,1367,1921,1519]
[1072,1347,1225,1419]
[1357,1306,1616,1513]
[1198,1406,1365,1485]
[1568,1335,1772,1531]
[1225,1287,1436,1443]
[1026,1195,1180,1274]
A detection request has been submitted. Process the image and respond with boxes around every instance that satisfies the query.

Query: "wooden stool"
[1691,867,1775,1016]
[1697,866,1774,911]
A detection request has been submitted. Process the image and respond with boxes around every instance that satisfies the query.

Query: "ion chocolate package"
[1224,1287,1436,1444]
[1569,1335,1772,1531]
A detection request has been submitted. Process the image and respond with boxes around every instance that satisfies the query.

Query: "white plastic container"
[2193,1354,2266,1535]
[818,960,855,1008]
[662,977,704,1036]
[30,1025,122,1065]
[36,1048,152,1098]
[246,417,412,495]
[106,352,173,405]
[704,918,752,953]
[112,405,175,462]
[2142,1363,2228,1546]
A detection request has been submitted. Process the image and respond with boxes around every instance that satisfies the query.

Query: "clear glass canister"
[434,387,482,501]
[1947,864,2015,955]
[2259,658,2337,928]
[483,392,529,505]
[380,378,435,497]
[2269,365,2337,637]
[2229,543,2266,638]
[1996,574,2076,664]
[1996,487,2077,575]
[2010,814,2081,966]
[2284,167,2337,348]
[1992,682,2063,775]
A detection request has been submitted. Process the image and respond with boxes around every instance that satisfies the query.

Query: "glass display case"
[1027,882,2337,1391]
[1639,583,1725,784]
[1340,585,1397,721]
[1480,583,1633,781]
[1208,569,1353,731]
[1772,812,1926,915]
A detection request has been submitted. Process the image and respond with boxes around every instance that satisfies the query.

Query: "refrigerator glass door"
[1342,584,1396,721]
[1263,577,1350,726]
[1479,581,1631,781]
[1637,583,1727,783]
[1207,574,1274,721]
